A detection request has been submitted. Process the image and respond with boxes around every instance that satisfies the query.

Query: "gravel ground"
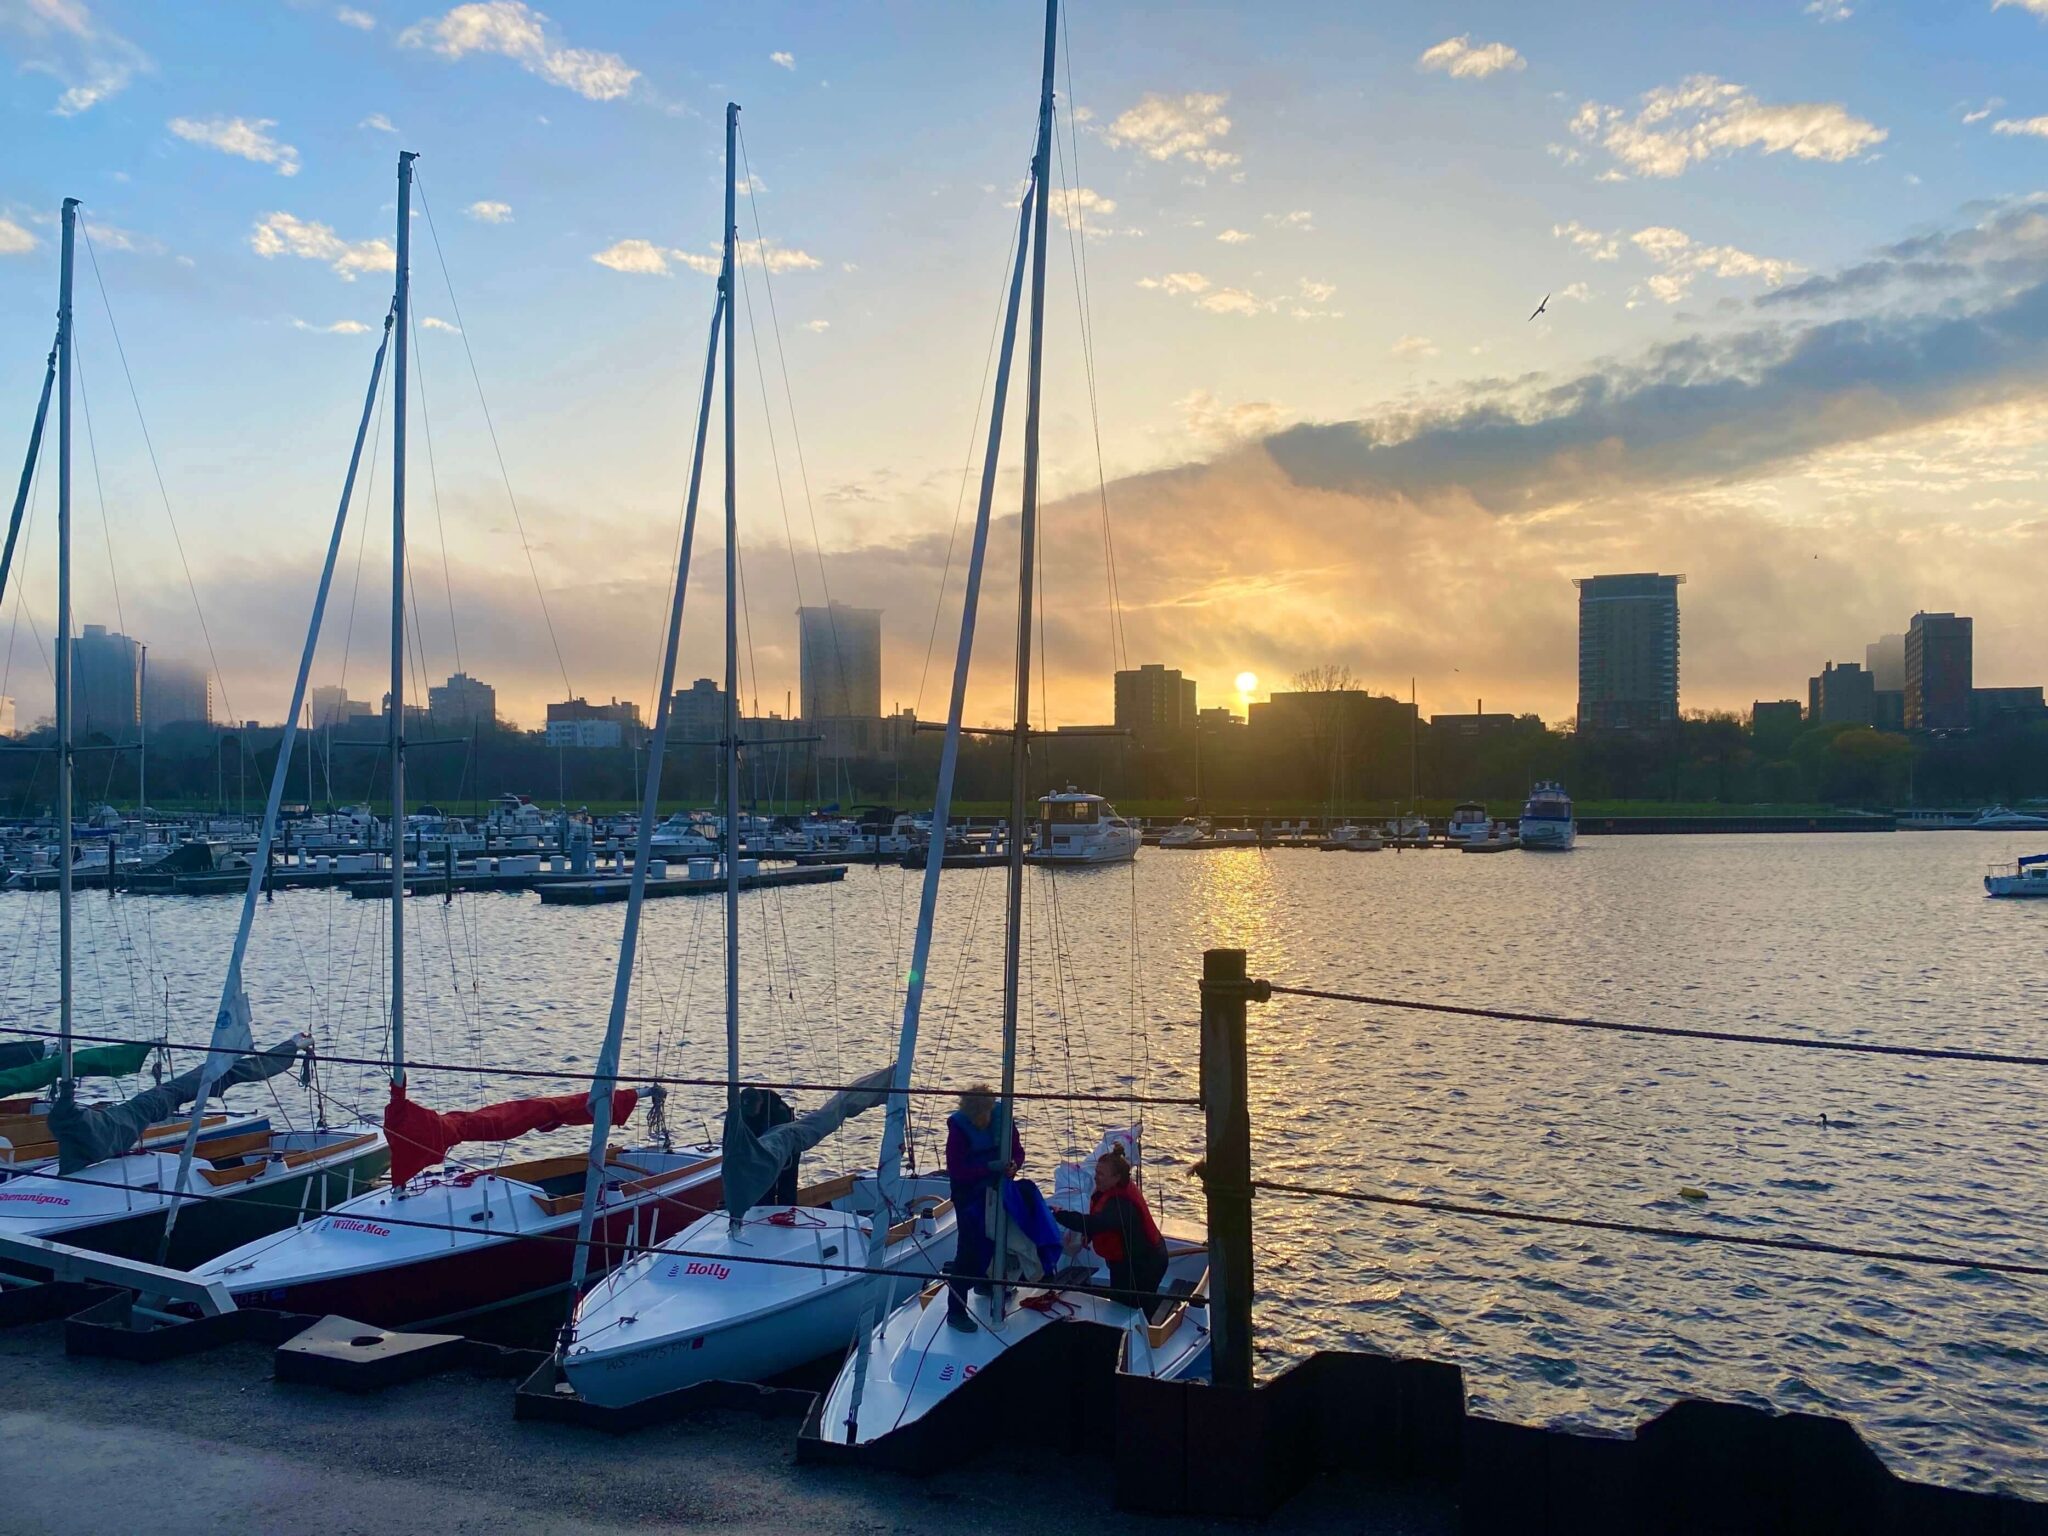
[0,1321,1453,1534]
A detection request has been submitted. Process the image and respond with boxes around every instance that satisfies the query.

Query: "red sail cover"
[385,1083,639,1188]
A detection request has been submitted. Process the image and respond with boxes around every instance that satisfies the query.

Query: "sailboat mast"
[55,198,77,1086]
[722,103,742,1174]
[0,343,56,612]
[991,0,1059,1305]
[390,151,416,1082]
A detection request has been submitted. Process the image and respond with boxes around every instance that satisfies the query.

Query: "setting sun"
[1234,671,1258,695]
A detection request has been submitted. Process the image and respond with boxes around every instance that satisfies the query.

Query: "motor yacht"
[1157,816,1211,848]
[1026,788,1141,865]
[1518,781,1576,851]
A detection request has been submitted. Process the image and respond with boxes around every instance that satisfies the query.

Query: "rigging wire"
[410,171,574,701]
[76,217,236,728]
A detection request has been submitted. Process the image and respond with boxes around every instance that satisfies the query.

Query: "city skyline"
[3,2,2047,731]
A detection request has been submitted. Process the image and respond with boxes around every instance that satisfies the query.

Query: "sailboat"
[0,199,388,1273]
[559,106,955,1407]
[814,1,1212,1448]
[193,156,721,1326]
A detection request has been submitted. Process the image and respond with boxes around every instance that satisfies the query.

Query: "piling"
[1199,946,1267,1391]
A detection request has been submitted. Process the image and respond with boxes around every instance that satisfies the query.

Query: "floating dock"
[535,863,846,904]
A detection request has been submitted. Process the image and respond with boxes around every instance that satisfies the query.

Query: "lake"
[7,829,2045,1494]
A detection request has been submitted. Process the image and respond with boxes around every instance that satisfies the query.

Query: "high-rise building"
[309,684,373,729]
[143,656,212,730]
[670,678,727,744]
[1971,686,2047,729]
[1113,663,1197,741]
[1575,574,1682,731]
[1905,612,1972,732]
[797,604,882,722]
[427,671,497,732]
[64,623,142,741]
[545,696,645,750]
[1810,661,1875,727]
[1865,633,1905,692]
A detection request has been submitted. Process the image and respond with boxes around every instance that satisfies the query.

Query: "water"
[7,831,2046,1494]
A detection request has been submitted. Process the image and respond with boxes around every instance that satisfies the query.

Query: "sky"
[3,0,2048,733]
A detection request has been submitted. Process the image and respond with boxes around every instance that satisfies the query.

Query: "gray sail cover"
[721,1061,896,1220]
[50,1034,302,1173]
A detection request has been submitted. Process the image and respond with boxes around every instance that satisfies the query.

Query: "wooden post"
[1200,946,1266,1391]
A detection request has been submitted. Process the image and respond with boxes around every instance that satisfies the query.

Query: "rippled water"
[6,832,2045,1494]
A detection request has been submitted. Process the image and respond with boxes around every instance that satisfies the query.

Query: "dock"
[536,863,846,904]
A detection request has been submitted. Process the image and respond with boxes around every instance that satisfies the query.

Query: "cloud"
[1390,334,1437,360]
[1993,116,2048,138]
[5,0,151,115]
[1298,278,1337,303]
[1048,185,1117,231]
[0,216,40,256]
[291,317,374,334]
[1570,75,1885,178]
[1196,287,1268,316]
[397,2,639,102]
[1553,220,1619,261]
[1804,0,1852,19]
[1103,91,1239,169]
[1755,195,2048,310]
[359,111,397,132]
[1267,210,1314,231]
[1963,99,2004,126]
[250,212,395,280]
[1416,36,1525,80]
[591,237,671,275]
[769,50,793,69]
[1626,224,1801,303]
[1558,281,1591,302]
[1177,389,1284,449]
[1216,228,1253,244]
[465,199,513,222]
[1993,0,2048,15]
[590,238,820,277]
[336,6,375,28]
[421,315,461,332]
[167,116,301,177]
[1138,271,1211,295]
[802,319,829,332]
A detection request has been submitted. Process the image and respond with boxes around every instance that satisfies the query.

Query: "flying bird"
[1528,293,1550,321]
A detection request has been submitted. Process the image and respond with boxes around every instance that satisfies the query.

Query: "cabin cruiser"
[650,811,719,859]
[1446,803,1494,844]
[1027,788,1141,865]
[1384,814,1432,847]
[1209,823,1260,847]
[1970,806,2048,831]
[1158,816,1211,848]
[1518,782,1576,850]
[1986,854,2048,897]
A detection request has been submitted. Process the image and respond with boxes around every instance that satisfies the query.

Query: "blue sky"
[4,0,2048,729]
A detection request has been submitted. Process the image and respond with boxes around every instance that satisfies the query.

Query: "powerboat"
[1157,817,1211,849]
[1446,803,1494,844]
[1970,806,2048,831]
[1209,824,1260,847]
[1027,788,1141,865]
[1320,824,1382,851]
[1384,814,1432,848]
[1518,782,1576,850]
[1986,854,2048,897]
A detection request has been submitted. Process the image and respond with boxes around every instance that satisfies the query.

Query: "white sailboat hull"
[565,1180,956,1408]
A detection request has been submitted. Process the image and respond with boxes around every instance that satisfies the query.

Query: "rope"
[0,1021,1200,1105]
[1252,1178,2048,1281]
[1264,983,2048,1069]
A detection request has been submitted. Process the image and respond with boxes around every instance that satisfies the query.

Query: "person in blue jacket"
[945,1084,1022,1330]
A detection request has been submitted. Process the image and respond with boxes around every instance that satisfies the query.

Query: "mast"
[0,340,56,612]
[561,258,725,1316]
[390,151,416,1084]
[159,302,396,1259]
[55,198,77,1087]
[988,0,1058,1317]
[843,173,1037,1441]
[722,101,742,1224]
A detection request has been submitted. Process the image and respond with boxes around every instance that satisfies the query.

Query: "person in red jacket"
[1054,1144,1169,1312]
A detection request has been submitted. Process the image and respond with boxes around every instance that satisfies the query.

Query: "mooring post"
[1200,946,1267,1391]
